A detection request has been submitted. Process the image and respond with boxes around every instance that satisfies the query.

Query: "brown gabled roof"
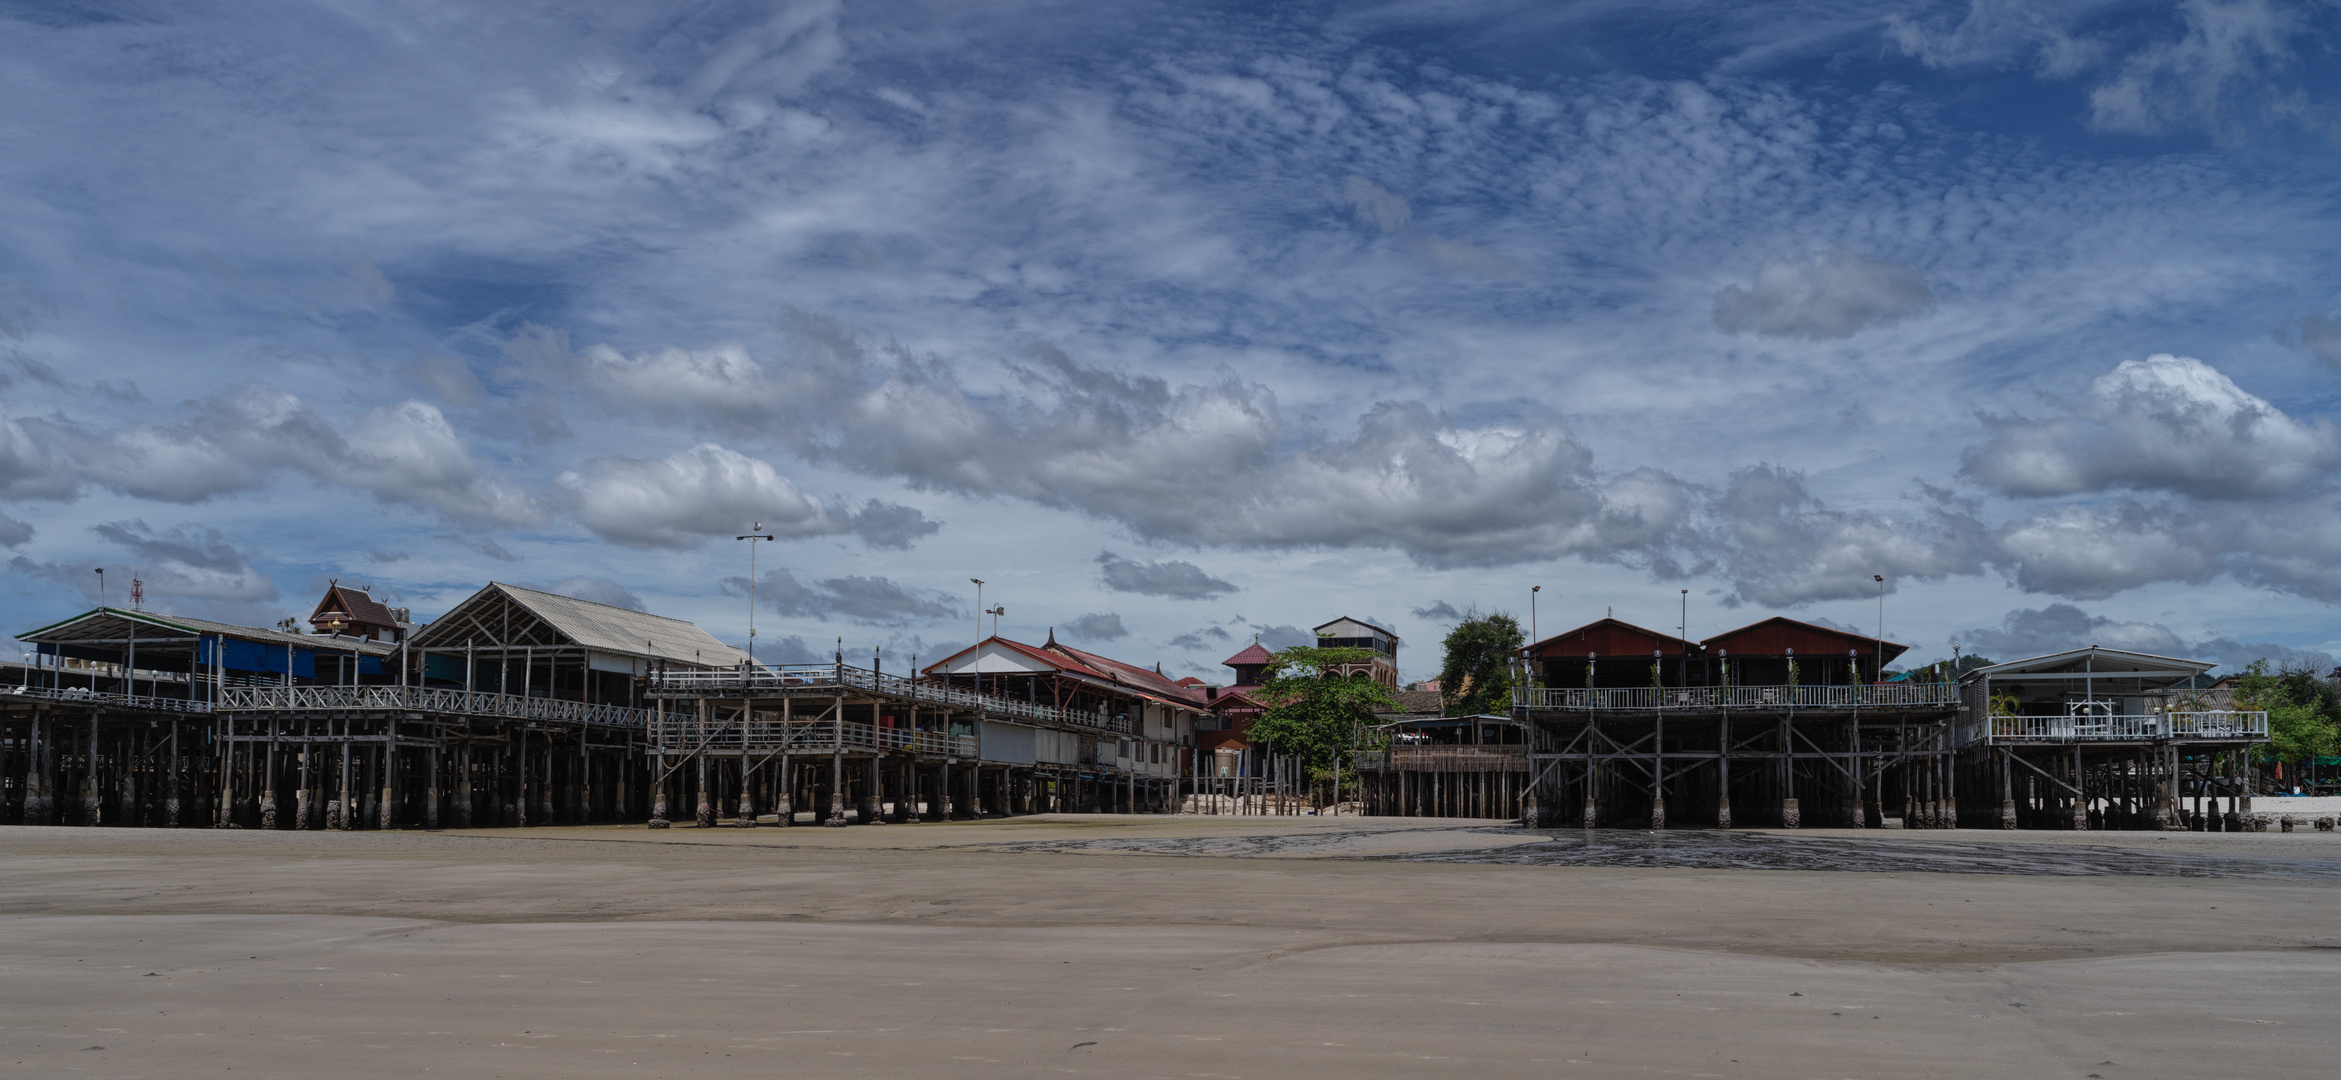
[1701,616,1905,663]
[1222,642,1274,667]
[1525,617,1696,658]
[310,582,398,631]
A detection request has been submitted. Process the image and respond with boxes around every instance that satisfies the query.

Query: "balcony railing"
[218,685,648,728]
[651,664,1133,735]
[2,685,212,713]
[1955,710,2267,747]
[648,715,977,758]
[1515,683,1961,712]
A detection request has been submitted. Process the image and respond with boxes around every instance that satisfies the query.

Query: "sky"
[5,0,2341,683]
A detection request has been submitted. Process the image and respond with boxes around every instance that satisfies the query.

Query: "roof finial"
[1046,625,1057,646]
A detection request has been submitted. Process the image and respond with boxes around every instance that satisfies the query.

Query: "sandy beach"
[3,816,2338,1079]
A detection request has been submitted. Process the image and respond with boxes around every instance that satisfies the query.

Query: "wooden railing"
[218,685,647,728]
[1515,683,1961,712]
[651,664,1134,735]
[648,715,977,758]
[1380,746,1530,772]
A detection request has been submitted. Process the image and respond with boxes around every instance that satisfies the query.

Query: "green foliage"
[2232,660,2341,764]
[1249,645,1400,774]
[1437,609,1523,717]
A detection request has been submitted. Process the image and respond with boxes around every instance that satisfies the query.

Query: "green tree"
[1438,609,1524,717]
[1248,645,1399,775]
[2233,660,2341,765]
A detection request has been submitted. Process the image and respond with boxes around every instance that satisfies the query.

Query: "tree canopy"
[1247,645,1399,775]
[1438,609,1523,717]
[2232,660,2340,765]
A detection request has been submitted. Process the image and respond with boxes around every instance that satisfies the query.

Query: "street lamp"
[1529,585,1541,688]
[1872,574,1886,684]
[736,522,772,666]
[93,567,104,609]
[1679,588,1690,687]
[971,579,986,642]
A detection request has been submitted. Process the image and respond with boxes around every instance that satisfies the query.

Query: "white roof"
[1968,646,2213,677]
[415,583,748,667]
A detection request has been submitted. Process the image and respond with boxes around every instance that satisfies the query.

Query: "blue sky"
[5,0,2341,680]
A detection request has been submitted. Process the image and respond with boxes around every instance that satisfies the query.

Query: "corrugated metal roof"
[16,607,396,655]
[415,583,748,667]
[1048,641,1208,706]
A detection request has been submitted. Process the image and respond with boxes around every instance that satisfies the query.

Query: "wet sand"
[3,817,2337,1078]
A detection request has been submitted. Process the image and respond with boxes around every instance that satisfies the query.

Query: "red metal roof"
[920,635,1110,680]
[1048,640,1209,706]
[1525,617,1697,658]
[1701,616,1906,663]
[1221,642,1274,667]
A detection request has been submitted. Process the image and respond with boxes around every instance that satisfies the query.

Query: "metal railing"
[217,685,648,728]
[1,685,213,713]
[650,664,1134,735]
[648,715,977,758]
[1962,710,2268,746]
[1515,682,1962,712]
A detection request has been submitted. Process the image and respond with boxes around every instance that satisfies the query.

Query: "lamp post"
[971,579,985,643]
[1529,585,1540,689]
[735,523,771,666]
[1873,574,1886,684]
[1679,588,1689,687]
[94,567,104,609]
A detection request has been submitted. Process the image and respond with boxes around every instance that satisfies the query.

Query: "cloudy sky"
[6,0,2341,680]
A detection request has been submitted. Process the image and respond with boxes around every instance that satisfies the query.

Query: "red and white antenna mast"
[130,574,144,611]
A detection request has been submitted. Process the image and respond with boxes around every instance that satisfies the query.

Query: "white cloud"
[10,387,540,526]
[1991,500,2221,599]
[2087,0,2306,137]
[1704,466,1990,607]
[1963,354,2340,499]
[1713,250,1933,339]
[551,443,936,549]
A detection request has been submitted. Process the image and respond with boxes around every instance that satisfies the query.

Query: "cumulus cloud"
[1954,603,2334,674]
[89,520,280,603]
[1702,466,1990,607]
[551,443,937,549]
[1061,612,1128,641]
[12,520,279,621]
[1713,251,1934,340]
[1096,550,1238,599]
[1962,354,2339,499]
[1990,499,2220,599]
[582,315,1692,570]
[722,568,958,626]
[2274,310,2341,369]
[5,386,539,526]
[527,576,645,611]
[0,510,31,548]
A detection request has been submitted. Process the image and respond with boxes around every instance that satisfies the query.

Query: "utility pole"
[736,523,771,666]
